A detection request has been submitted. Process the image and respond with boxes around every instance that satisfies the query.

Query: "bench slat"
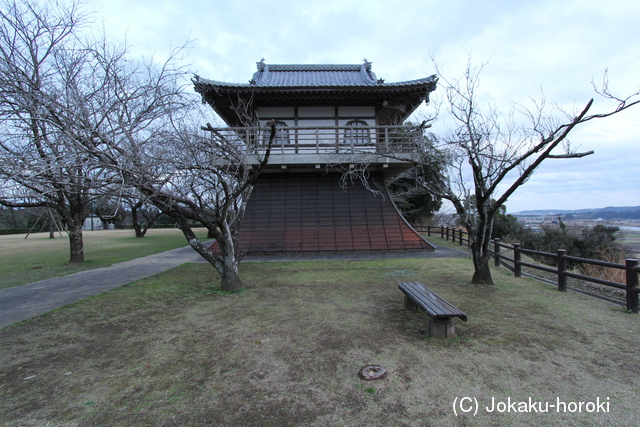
[398,282,467,321]
[405,282,464,318]
[405,282,458,314]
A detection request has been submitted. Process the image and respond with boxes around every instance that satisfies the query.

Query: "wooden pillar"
[514,243,522,278]
[557,249,567,292]
[384,127,389,153]
[494,239,501,267]
[626,259,639,314]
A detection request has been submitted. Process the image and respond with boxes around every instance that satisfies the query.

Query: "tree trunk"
[215,225,242,292]
[219,252,242,291]
[171,214,242,292]
[470,249,493,285]
[130,203,145,238]
[68,222,84,263]
[10,207,19,233]
[468,218,494,285]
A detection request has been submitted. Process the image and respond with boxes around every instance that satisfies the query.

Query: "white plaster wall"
[298,106,334,117]
[256,106,295,119]
[338,106,375,117]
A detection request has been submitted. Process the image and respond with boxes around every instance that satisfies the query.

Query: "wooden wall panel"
[238,172,434,253]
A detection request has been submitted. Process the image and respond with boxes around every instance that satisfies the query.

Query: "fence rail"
[414,225,471,248]
[415,225,639,313]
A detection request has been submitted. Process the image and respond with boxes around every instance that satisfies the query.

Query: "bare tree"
[172,120,276,291]
[0,0,193,265]
[0,0,103,263]
[0,0,272,291]
[84,110,276,290]
[411,60,640,284]
[124,192,161,238]
[387,165,443,225]
[53,37,270,290]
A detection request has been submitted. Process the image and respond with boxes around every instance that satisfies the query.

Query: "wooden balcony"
[206,124,421,155]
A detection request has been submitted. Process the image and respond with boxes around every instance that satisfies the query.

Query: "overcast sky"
[87,0,639,213]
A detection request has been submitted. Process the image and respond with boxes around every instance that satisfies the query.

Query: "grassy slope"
[0,257,638,426]
[0,229,208,289]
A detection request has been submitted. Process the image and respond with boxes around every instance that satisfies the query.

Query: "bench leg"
[404,295,417,311]
[430,317,456,339]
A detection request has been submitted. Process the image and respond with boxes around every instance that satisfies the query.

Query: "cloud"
[79,0,640,212]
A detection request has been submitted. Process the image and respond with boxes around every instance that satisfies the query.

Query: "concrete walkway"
[0,245,467,329]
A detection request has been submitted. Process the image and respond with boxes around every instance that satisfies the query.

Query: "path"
[0,245,467,329]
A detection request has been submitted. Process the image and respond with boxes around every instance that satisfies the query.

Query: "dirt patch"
[1,258,639,426]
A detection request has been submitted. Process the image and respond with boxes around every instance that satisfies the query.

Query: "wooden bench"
[398,282,467,339]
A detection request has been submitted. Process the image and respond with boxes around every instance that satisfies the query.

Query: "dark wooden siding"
[238,172,434,253]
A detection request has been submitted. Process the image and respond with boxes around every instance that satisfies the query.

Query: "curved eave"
[193,77,438,127]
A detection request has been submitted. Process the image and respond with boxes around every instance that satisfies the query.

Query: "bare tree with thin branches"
[123,191,162,238]
[127,118,276,291]
[0,0,103,263]
[412,59,640,284]
[84,108,276,290]
[0,0,273,291]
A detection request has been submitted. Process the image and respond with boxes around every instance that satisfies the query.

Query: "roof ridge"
[266,64,362,71]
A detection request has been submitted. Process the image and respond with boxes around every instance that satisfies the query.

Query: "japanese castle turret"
[193,60,437,253]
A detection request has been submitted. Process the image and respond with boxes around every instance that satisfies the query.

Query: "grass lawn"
[1,257,638,426]
[0,228,208,289]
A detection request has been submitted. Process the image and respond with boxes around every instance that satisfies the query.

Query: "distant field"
[0,228,208,289]
[619,229,640,257]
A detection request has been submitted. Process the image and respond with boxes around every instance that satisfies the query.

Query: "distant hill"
[513,206,640,219]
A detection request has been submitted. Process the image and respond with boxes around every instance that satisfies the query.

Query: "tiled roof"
[195,59,437,89]
[251,60,378,86]
[193,59,438,127]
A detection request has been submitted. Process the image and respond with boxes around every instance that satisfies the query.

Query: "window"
[344,120,370,145]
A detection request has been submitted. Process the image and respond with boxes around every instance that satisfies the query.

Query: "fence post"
[513,243,521,278]
[494,239,501,267]
[440,226,444,239]
[625,259,639,314]
[445,227,450,241]
[459,229,464,246]
[426,225,431,236]
[557,249,567,292]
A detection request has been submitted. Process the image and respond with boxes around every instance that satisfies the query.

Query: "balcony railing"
[204,125,422,156]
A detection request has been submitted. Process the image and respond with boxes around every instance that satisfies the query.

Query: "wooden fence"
[415,225,640,313]
[415,225,471,247]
